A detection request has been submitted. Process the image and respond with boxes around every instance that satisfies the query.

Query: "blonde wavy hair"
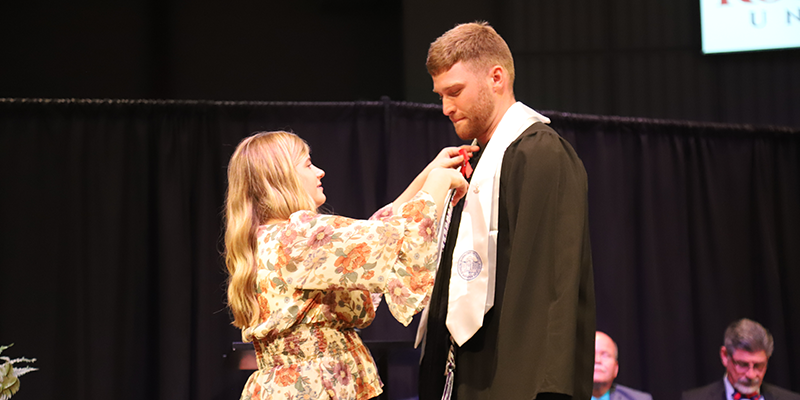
[224,131,318,328]
[426,21,515,89]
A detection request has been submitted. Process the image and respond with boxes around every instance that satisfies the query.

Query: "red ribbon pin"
[458,148,473,179]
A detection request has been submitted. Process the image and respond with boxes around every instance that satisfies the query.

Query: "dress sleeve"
[368,203,395,222]
[366,203,395,310]
[259,190,440,326]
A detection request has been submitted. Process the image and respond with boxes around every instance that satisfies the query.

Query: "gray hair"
[724,318,774,357]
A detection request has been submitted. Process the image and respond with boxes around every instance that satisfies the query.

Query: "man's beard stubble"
[733,378,761,395]
[455,84,495,141]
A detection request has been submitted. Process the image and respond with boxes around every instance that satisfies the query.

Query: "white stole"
[444,103,550,346]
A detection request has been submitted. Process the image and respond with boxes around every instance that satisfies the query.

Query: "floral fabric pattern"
[240,191,439,400]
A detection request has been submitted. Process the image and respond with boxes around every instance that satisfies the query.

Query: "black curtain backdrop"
[0,99,798,400]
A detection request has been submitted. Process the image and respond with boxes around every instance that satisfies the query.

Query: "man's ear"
[487,65,505,91]
[720,346,729,367]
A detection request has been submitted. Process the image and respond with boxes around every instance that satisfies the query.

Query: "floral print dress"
[240,191,439,400]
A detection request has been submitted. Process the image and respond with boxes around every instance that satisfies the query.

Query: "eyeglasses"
[730,358,767,373]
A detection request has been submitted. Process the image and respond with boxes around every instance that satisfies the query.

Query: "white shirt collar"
[724,373,736,400]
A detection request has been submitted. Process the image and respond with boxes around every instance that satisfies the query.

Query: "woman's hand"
[391,144,477,215]
[427,145,481,172]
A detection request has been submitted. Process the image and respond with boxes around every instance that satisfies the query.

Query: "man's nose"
[745,368,760,379]
[442,99,455,116]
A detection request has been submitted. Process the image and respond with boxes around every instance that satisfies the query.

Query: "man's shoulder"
[612,384,654,400]
[506,121,564,156]
[503,120,585,178]
[762,383,800,400]
[682,380,725,400]
[518,121,558,139]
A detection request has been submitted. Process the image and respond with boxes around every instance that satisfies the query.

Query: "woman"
[224,131,472,400]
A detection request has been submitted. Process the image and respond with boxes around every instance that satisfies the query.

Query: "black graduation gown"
[418,122,596,400]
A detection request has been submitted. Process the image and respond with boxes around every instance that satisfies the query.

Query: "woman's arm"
[418,168,468,223]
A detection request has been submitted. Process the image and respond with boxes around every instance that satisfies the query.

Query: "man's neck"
[726,374,736,388]
[593,382,613,398]
[477,96,516,146]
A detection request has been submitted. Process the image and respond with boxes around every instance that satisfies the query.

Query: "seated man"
[593,331,653,400]
[682,319,800,400]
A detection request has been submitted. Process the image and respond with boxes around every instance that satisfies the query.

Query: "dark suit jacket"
[682,380,800,400]
[609,384,653,400]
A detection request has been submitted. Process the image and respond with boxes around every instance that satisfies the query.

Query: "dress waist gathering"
[252,325,369,370]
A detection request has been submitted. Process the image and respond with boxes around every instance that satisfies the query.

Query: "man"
[417,22,596,400]
[681,319,800,400]
[593,331,653,400]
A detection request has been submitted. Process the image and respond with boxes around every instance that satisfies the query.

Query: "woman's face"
[295,154,326,207]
